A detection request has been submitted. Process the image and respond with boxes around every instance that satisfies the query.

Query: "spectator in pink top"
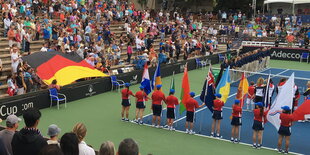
[127,43,133,63]
[48,80,60,90]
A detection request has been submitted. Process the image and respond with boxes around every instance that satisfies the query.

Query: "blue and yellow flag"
[215,66,231,103]
[152,62,162,91]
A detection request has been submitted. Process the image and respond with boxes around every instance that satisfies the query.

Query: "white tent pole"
[292,0,295,16]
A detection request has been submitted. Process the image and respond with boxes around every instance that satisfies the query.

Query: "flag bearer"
[134,86,149,124]
[277,106,294,154]
[252,102,266,149]
[231,100,242,143]
[151,85,166,128]
[185,92,205,134]
[165,89,179,130]
[211,94,224,138]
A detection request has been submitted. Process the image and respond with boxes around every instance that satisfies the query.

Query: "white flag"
[267,73,295,130]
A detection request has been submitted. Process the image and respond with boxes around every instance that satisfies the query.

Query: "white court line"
[128,116,302,155]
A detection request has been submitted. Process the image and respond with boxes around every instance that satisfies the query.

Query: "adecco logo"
[271,50,301,59]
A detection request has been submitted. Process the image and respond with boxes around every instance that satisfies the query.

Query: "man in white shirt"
[3,15,11,37]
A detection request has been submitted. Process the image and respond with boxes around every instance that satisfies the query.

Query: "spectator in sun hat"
[0,115,21,155]
[47,124,61,145]
[185,92,205,134]
[121,83,135,121]
[277,106,294,154]
[211,93,224,138]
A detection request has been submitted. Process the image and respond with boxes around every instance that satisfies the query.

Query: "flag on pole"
[152,62,162,91]
[264,74,271,109]
[141,63,152,95]
[215,66,231,103]
[200,65,215,113]
[293,99,310,121]
[267,73,295,130]
[169,71,175,93]
[179,63,190,114]
[235,72,249,107]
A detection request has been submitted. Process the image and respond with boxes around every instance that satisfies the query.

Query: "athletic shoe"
[139,121,143,125]
[155,125,159,128]
[170,127,175,131]
[152,124,156,128]
[125,118,129,122]
[256,144,261,149]
[283,150,288,154]
[186,129,190,134]
[164,125,169,128]
[121,118,125,121]
[158,126,163,129]
[210,132,214,137]
[234,139,239,143]
[230,137,234,142]
[277,149,282,153]
[252,144,256,148]
[216,134,222,139]
[189,130,195,135]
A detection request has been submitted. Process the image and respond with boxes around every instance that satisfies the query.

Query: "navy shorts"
[121,99,130,107]
[254,96,263,103]
[231,116,242,126]
[186,111,194,122]
[212,110,223,120]
[152,104,162,116]
[252,120,264,131]
[52,34,58,40]
[136,102,145,109]
[278,126,291,136]
[167,108,175,119]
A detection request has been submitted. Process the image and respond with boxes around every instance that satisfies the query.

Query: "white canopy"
[264,0,310,4]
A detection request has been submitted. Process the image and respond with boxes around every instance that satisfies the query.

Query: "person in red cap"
[165,89,179,130]
[185,92,205,134]
[231,99,242,143]
[211,93,224,138]
[121,83,135,121]
[151,85,166,128]
[277,106,294,154]
[134,86,149,124]
[252,102,267,149]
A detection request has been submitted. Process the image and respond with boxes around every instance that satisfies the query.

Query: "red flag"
[179,63,190,114]
[293,99,310,121]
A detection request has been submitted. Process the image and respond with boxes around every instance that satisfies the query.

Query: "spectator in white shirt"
[40,43,49,52]
[72,123,95,155]
[3,14,11,37]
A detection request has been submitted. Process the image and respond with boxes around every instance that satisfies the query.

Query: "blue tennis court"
[142,68,310,155]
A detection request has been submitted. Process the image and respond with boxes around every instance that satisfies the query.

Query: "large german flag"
[22,51,108,86]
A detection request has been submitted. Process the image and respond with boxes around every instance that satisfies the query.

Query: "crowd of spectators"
[1,0,310,98]
[0,108,141,155]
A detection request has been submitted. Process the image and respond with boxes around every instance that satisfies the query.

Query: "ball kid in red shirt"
[211,93,224,138]
[121,83,135,121]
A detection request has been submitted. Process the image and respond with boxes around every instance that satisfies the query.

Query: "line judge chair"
[49,88,67,110]
[300,53,309,63]
[110,75,125,92]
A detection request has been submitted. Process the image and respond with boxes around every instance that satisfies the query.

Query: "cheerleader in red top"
[252,102,267,149]
[211,94,224,138]
[165,89,179,130]
[231,100,242,143]
[277,106,294,154]
[121,83,135,121]
[134,86,150,124]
